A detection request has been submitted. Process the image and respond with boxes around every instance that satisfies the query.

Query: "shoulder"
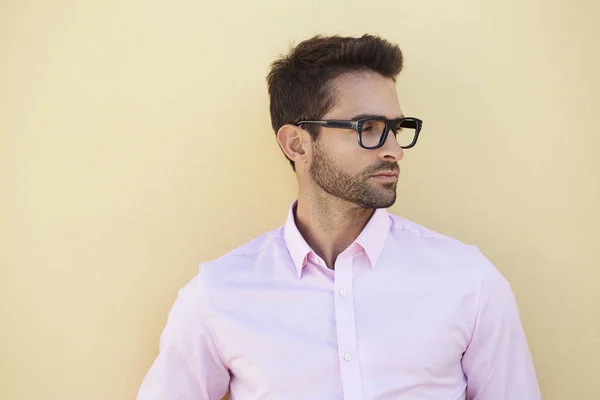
[388,212,470,246]
[197,225,289,283]
[386,212,508,284]
[173,226,288,311]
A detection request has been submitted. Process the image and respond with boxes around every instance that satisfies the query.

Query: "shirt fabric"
[138,201,541,400]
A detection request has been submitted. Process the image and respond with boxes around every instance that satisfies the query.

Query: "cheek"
[321,133,371,175]
[340,151,372,177]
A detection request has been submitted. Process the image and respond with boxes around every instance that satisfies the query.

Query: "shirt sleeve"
[461,251,541,400]
[137,270,230,400]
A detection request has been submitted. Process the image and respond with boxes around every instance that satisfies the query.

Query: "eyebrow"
[350,113,405,121]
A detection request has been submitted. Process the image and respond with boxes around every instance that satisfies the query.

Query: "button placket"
[333,255,363,400]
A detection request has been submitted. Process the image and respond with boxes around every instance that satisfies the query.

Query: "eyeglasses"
[295,117,423,150]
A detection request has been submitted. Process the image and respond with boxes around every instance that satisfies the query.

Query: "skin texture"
[276,71,405,269]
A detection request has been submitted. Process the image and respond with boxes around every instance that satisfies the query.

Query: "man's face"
[308,72,404,209]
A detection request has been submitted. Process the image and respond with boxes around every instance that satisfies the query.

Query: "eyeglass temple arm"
[296,120,356,129]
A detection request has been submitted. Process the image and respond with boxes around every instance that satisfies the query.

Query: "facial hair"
[309,140,399,209]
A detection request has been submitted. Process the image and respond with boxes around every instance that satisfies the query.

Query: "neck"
[294,188,375,269]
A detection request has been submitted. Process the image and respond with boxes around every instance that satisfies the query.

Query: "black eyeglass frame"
[295,117,423,150]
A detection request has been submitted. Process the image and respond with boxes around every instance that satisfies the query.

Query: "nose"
[377,129,404,162]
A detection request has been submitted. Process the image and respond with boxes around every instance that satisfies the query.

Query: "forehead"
[325,72,403,119]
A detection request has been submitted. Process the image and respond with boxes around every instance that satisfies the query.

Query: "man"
[138,34,541,399]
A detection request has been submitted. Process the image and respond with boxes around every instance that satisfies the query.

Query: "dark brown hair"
[267,34,404,170]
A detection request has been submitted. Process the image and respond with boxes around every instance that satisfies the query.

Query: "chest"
[211,266,475,399]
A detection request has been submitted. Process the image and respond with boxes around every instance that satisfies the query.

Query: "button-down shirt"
[138,202,541,400]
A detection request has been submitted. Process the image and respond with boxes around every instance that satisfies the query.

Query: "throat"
[294,198,374,269]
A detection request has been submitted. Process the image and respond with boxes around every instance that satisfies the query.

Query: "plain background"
[1,0,599,399]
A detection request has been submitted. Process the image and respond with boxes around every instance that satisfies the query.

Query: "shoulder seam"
[390,222,475,250]
[199,264,229,371]
[212,229,284,259]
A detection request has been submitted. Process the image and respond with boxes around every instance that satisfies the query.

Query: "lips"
[371,171,398,178]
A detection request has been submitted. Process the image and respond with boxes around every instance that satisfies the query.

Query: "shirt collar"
[283,200,391,278]
[354,206,391,270]
[283,201,313,278]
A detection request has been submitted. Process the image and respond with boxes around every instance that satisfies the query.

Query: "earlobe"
[277,124,308,165]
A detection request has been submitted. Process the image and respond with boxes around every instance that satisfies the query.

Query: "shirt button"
[314,258,321,265]
[343,353,352,361]
[339,289,347,296]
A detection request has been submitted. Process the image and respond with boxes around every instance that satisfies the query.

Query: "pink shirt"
[138,202,541,400]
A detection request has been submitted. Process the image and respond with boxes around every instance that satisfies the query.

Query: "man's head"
[267,34,408,209]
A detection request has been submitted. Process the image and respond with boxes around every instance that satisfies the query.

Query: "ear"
[276,124,310,167]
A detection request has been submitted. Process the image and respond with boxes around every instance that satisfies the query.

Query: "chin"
[357,193,396,209]
[377,190,397,208]
[379,198,397,209]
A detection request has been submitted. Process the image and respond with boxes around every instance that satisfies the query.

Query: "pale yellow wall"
[1,1,599,399]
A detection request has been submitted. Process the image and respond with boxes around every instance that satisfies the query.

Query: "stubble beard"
[309,141,398,209]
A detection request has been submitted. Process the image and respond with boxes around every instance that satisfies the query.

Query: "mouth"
[370,171,399,182]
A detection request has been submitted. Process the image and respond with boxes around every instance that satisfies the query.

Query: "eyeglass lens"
[360,119,417,148]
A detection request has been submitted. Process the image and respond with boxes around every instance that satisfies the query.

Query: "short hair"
[267,34,404,170]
